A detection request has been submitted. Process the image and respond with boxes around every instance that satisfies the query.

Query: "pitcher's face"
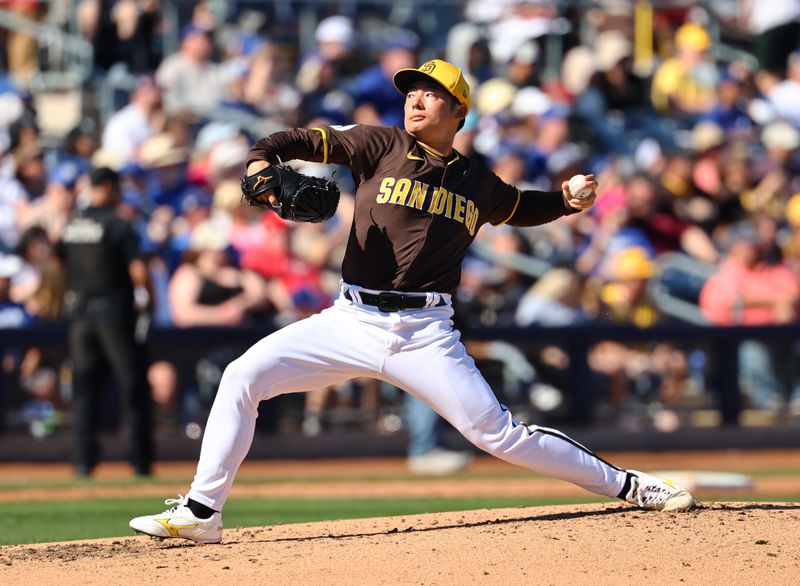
[403,81,461,138]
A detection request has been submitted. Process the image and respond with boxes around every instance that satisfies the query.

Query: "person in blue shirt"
[352,31,420,128]
[697,71,754,137]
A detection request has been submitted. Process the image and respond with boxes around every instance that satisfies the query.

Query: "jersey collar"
[408,143,461,166]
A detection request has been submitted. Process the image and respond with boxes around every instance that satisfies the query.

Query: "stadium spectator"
[589,246,689,426]
[8,225,52,311]
[63,119,100,164]
[514,267,589,413]
[167,220,275,328]
[109,0,163,73]
[296,16,358,126]
[505,41,541,89]
[0,254,28,328]
[744,121,800,220]
[700,221,800,411]
[486,0,559,64]
[698,70,755,137]
[352,31,420,128]
[10,235,66,438]
[651,22,719,119]
[138,132,193,212]
[0,163,28,253]
[743,0,800,77]
[76,0,162,73]
[0,0,42,86]
[576,31,674,155]
[156,24,231,115]
[624,173,718,264]
[12,141,47,200]
[17,158,86,243]
[767,51,800,127]
[296,15,358,93]
[516,266,588,328]
[101,77,162,166]
[445,22,494,85]
[239,41,301,124]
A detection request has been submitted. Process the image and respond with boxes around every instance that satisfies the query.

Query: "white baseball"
[568,174,594,200]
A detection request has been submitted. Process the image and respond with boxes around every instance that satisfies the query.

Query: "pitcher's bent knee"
[216,355,275,407]
[459,407,518,458]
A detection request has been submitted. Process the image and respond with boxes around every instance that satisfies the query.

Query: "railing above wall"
[0,8,93,91]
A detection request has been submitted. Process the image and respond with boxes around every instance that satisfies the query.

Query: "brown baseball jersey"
[247,124,576,295]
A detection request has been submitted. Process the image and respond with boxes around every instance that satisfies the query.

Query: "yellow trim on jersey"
[312,127,329,164]
[415,143,461,165]
[417,143,441,158]
[407,151,424,161]
[497,188,521,225]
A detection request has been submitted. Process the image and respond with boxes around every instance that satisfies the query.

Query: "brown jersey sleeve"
[480,173,524,226]
[246,124,395,181]
[505,189,580,226]
[480,173,578,227]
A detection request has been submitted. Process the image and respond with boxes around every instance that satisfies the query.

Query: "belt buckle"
[377,292,404,312]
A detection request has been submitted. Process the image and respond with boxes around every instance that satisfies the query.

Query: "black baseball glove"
[240,163,340,223]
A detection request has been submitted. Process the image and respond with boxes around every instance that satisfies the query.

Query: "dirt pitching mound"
[1,502,798,585]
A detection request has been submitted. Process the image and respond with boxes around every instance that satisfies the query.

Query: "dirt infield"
[1,502,799,584]
[1,450,799,584]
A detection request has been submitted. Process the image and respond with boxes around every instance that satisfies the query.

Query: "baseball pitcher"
[130,59,694,544]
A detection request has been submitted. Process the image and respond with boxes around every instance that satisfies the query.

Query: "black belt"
[344,289,446,312]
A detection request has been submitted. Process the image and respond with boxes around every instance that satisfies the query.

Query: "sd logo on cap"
[393,59,471,112]
[420,61,436,74]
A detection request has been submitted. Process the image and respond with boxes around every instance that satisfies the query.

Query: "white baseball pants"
[188,285,628,510]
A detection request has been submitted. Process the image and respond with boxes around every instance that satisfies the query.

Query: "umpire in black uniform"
[57,166,154,477]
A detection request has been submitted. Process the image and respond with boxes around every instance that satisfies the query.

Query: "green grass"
[0,495,601,546]
[3,465,800,493]
[1,490,797,546]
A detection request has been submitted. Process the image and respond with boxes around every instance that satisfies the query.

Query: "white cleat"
[129,495,223,543]
[623,470,695,512]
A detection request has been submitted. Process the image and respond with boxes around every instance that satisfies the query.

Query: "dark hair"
[442,90,467,131]
[14,225,50,257]
[90,166,120,187]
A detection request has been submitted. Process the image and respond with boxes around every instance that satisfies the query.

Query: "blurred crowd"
[2,0,800,439]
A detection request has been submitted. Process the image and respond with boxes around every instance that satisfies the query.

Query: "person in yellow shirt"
[591,247,689,417]
[599,247,659,327]
[651,23,719,116]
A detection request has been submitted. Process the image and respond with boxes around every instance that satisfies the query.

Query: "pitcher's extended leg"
[383,331,627,497]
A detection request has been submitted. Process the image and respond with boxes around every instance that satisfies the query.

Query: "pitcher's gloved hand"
[240,163,340,223]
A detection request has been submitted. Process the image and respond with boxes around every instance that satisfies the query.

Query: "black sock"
[188,498,217,519]
[616,471,635,500]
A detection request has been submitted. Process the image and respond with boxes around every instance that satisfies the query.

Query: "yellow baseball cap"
[393,59,471,112]
[675,23,711,52]
[786,193,800,227]
[613,247,655,280]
